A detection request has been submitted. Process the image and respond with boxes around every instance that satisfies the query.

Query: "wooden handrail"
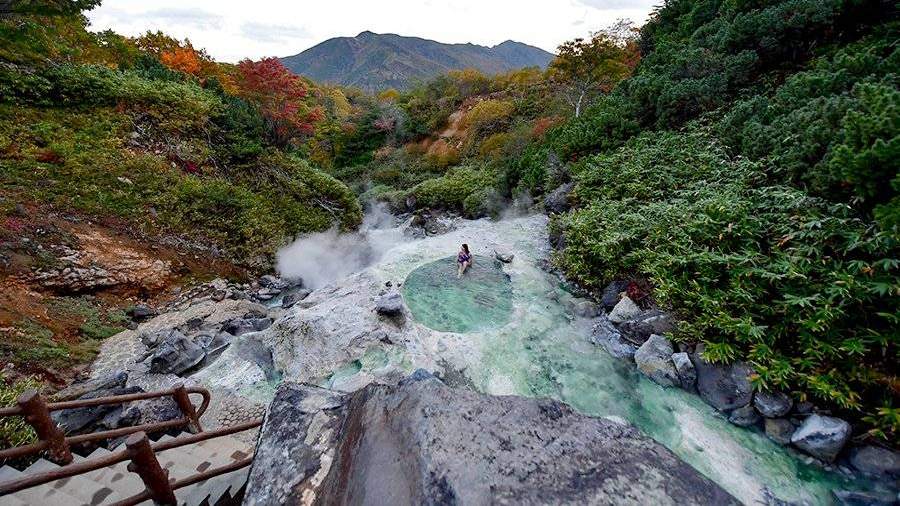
[0,383,210,464]
[0,419,263,496]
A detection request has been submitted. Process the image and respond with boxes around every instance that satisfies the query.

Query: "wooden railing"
[0,383,262,505]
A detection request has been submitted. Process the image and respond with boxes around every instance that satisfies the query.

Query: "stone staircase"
[0,433,252,506]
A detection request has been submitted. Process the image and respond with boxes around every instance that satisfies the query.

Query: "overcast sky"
[86,0,659,63]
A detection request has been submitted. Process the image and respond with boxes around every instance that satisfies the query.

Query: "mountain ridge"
[280,31,555,92]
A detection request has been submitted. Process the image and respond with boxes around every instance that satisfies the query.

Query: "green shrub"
[408,165,500,212]
[0,377,42,449]
[557,129,898,434]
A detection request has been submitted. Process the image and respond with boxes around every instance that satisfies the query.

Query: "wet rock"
[222,317,273,336]
[53,371,127,401]
[832,490,897,506]
[548,226,566,250]
[848,445,900,479]
[600,280,629,310]
[608,295,642,324]
[728,405,761,427]
[493,250,514,263]
[794,401,815,415]
[375,292,403,317]
[590,316,637,360]
[693,346,754,412]
[143,330,206,375]
[790,414,851,462]
[245,378,739,506]
[544,182,575,214]
[254,288,281,301]
[618,310,675,344]
[634,335,679,388]
[765,418,795,445]
[573,300,600,318]
[671,352,696,390]
[754,391,793,418]
[259,275,287,289]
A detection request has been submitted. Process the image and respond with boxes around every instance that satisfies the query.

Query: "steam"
[276,203,404,289]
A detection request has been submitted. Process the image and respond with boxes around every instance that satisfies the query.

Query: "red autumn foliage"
[235,57,322,146]
[2,217,27,233]
[35,149,63,165]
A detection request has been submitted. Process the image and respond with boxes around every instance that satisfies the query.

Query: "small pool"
[402,256,513,333]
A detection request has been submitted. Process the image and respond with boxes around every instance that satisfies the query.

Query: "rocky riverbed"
[88,213,897,505]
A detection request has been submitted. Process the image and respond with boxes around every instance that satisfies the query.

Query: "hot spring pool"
[402,256,512,333]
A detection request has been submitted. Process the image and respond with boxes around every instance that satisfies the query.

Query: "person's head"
[462,243,470,254]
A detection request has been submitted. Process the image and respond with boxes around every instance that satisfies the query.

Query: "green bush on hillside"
[408,165,501,212]
[557,129,898,429]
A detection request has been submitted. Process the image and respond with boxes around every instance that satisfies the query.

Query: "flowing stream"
[237,214,885,504]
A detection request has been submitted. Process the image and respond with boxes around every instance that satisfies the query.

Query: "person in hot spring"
[456,243,472,278]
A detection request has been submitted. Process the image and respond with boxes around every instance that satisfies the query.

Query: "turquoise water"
[402,256,513,333]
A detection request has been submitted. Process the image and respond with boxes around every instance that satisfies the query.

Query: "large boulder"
[634,335,679,387]
[848,445,900,479]
[245,376,739,506]
[728,405,761,427]
[53,371,128,401]
[832,490,898,506]
[692,347,754,412]
[222,317,273,336]
[573,300,601,318]
[790,414,851,462]
[754,391,793,418]
[590,316,637,360]
[608,295,643,324]
[51,385,143,434]
[143,330,206,375]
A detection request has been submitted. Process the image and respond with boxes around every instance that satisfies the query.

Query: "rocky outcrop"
[764,418,795,445]
[618,310,675,345]
[600,280,628,310]
[141,329,206,375]
[493,250,514,263]
[544,182,575,214]
[790,414,851,462]
[245,374,739,506]
[634,335,679,387]
[728,405,761,427]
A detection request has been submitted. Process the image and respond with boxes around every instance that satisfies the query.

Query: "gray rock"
[600,280,629,310]
[281,289,311,309]
[574,300,601,318]
[222,317,273,336]
[848,445,900,479]
[259,275,287,289]
[754,391,793,418]
[765,418,795,445]
[833,490,897,506]
[728,405,761,427]
[493,250,514,263]
[693,347,754,412]
[634,335,679,388]
[375,292,403,317]
[143,330,206,375]
[618,310,675,345]
[590,316,637,360]
[543,182,575,214]
[127,304,157,320]
[245,378,739,506]
[672,352,696,390]
[608,295,642,324]
[790,414,851,462]
[51,386,143,434]
[53,371,127,401]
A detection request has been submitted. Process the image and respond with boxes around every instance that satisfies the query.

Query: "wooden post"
[125,432,176,505]
[172,383,202,433]
[17,390,72,465]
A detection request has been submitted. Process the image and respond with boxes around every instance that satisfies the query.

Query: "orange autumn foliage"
[160,47,202,76]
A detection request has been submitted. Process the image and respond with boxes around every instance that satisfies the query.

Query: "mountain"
[280,31,555,92]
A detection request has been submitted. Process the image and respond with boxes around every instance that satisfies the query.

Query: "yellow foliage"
[478,132,513,159]
[463,99,515,131]
[377,88,401,102]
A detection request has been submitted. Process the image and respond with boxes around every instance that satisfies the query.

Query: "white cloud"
[86,0,657,63]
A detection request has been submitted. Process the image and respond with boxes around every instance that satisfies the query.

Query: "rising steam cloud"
[276,203,402,289]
